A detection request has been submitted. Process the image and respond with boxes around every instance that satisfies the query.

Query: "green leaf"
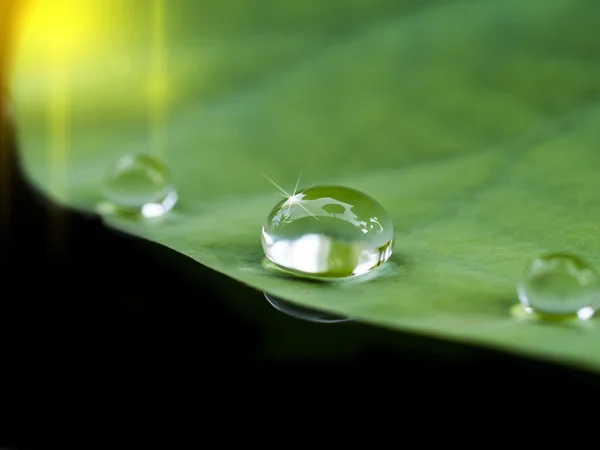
[11,0,600,371]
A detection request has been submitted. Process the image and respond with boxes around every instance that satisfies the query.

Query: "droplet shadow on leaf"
[510,304,596,330]
[261,253,405,286]
[96,201,170,224]
[264,292,351,323]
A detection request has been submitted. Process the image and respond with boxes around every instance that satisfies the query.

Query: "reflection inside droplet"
[264,292,350,323]
[516,252,600,319]
[99,153,178,218]
[261,185,395,279]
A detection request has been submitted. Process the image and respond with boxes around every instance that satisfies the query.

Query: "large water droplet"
[261,185,394,278]
[264,293,350,323]
[516,253,600,320]
[102,154,177,218]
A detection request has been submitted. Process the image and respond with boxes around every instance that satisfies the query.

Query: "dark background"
[1,1,600,444]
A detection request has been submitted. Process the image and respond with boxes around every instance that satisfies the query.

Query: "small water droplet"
[516,253,600,320]
[261,185,394,278]
[101,154,177,218]
[264,292,350,323]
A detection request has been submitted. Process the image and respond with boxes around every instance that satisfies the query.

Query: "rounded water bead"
[264,292,350,323]
[517,253,600,319]
[261,185,394,278]
[102,154,177,218]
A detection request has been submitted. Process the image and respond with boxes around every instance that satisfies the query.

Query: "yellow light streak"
[149,0,168,159]
[0,102,11,241]
[48,70,68,200]
[18,0,99,66]
[16,0,105,196]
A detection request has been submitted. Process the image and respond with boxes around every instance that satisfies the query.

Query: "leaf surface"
[12,0,600,371]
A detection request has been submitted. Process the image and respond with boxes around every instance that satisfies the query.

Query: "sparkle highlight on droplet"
[261,183,394,279]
